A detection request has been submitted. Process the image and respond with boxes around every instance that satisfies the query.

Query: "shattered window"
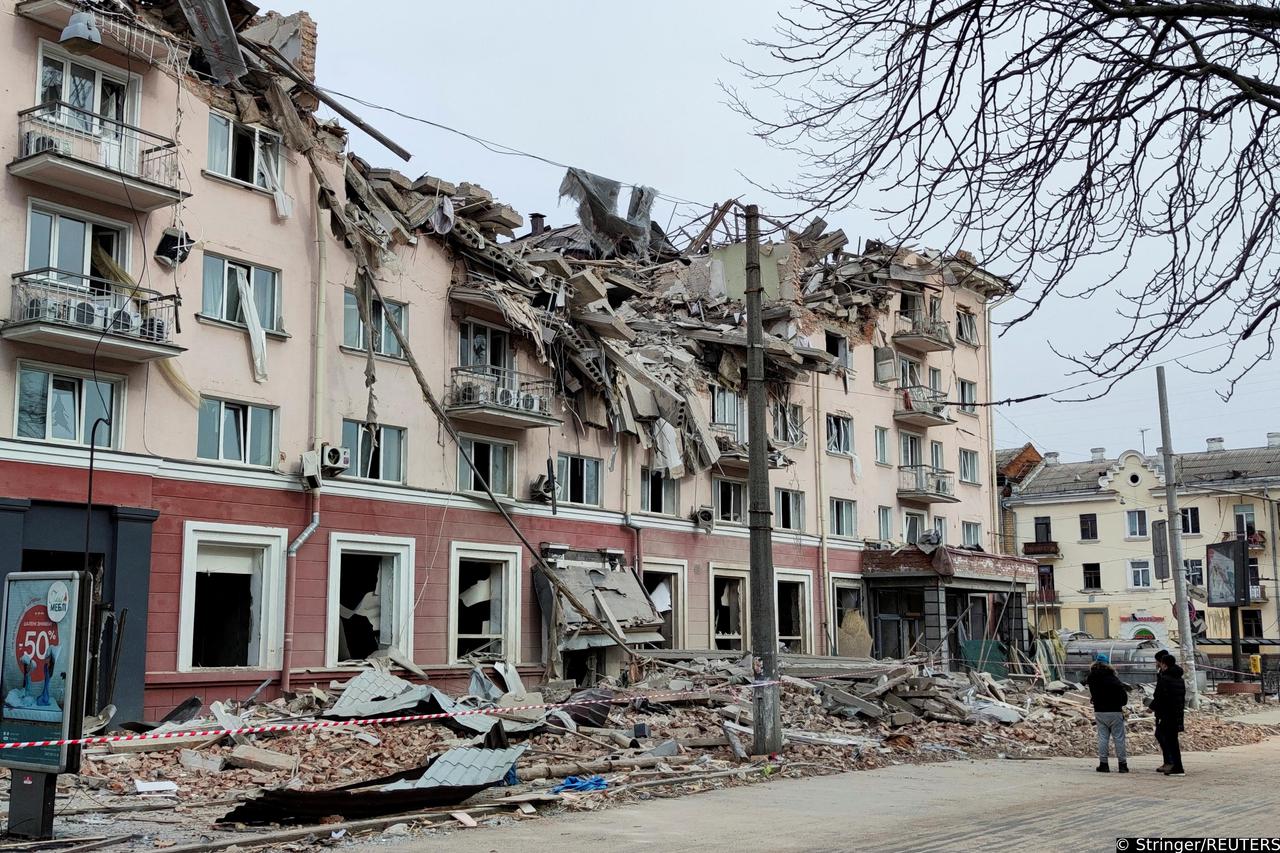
[714,478,744,523]
[712,574,746,650]
[963,521,983,548]
[455,557,508,660]
[771,402,804,444]
[956,310,979,344]
[832,582,863,656]
[341,419,405,482]
[197,397,273,466]
[776,580,807,653]
[898,355,921,387]
[1242,609,1264,638]
[903,511,926,544]
[191,542,265,668]
[640,467,679,515]
[206,111,283,190]
[710,385,744,440]
[826,414,852,455]
[958,380,978,413]
[933,516,947,544]
[334,551,397,663]
[17,365,115,448]
[457,437,512,496]
[830,498,856,537]
[458,321,510,371]
[824,331,849,368]
[344,290,406,357]
[201,254,281,331]
[644,571,679,648]
[1184,559,1203,587]
[775,489,804,532]
[556,453,601,506]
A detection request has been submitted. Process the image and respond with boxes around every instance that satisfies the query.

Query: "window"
[457,437,513,496]
[900,288,923,315]
[771,401,804,444]
[900,431,922,466]
[874,427,889,464]
[38,48,130,134]
[930,440,945,470]
[831,581,863,656]
[643,561,685,648]
[959,449,980,483]
[1180,506,1201,535]
[450,543,520,663]
[715,479,745,523]
[898,355,921,387]
[1184,559,1204,587]
[557,453,601,506]
[928,367,942,391]
[202,254,281,331]
[1126,510,1148,538]
[344,290,405,357]
[712,571,749,650]
[711,385,744,440]
[27,205,124,284]
[776,576,810,653]
[197,398,274,466]
[1079,513,1099,541]
[1034,516,1053,543]
[962,521,982,548]
[341,419,405,482]
[878,506,894,541]
[1235,505,1257,538]
[958,380,978,413]
[1083,563,1102,590]
[207,112,282,190]
[641,467,679,515]
[458,321,510,369]
[1248,557,1260,587]
[1130,559,1152,589]
[1242,609,1264,638]
[824,331,849,369]
[775,489,804,532]
[903,511,927,545]
[326,533,414,667]
[826,414,853,455]
[179,522,287,671]
[830,498,856,538]
[956,310,979,345]
[16,365,117,447]
[933,516,947,544]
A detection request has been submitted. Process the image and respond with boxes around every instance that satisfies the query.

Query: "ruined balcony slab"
[1022,541,1062,560]
[16,0,189,66]
[892,311,954,353]
[445,366,561,429]
[892,386,955,428]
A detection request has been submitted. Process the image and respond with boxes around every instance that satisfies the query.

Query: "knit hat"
[1095,653,1110,664]
[1154,649,1171,661]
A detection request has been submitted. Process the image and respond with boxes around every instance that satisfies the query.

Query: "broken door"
[456,558,506,660]
[713,574,746,650]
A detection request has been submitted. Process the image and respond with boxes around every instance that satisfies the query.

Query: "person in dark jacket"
[1086,653,1130,772]
[1149,654,1187,776]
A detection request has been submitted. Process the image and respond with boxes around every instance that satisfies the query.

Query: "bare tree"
[732,0,1280,392]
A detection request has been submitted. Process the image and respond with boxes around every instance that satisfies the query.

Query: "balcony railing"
[897,464,958,502]
[1029,587,1060,604]
[9,270,178,345]
[1023,540,1062,557]
[893,310,954,351]
[893,385,953,426]
[17,101,180,188]
[446,365,559,427]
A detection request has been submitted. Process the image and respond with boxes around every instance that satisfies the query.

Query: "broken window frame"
[826,413,853,456]
[16,361,120,448]
[874,426,889,464]
[343,289,406,358]
[457,435,514,496]
[956,309,979,345]
[642,559,686,648]
[340,419,406,482]
[830,497,857,538]
[640,466,679,515]
[933,515,947,544]
[457,319,512,371]
[556,453,602,506]
[771,401,805,445]
[26,202,128,285]
[206,110,283,191]
[959,448,980,483]
[325,532,415,668]
[710,384,745,441]
[897,354,921,388]
[774,488,805,532]
[1242,608,1264,638]
[830,578,863,656]
[714,477,745,524]
[1183,558,1204,587]
[178,520,287,672]
[824,330,849,369]
[903,510,928,545]
[710,566,750,650]
[878,506,894,541]
[775,571,812,654]
[201,253,281,331]
[197,396,274,467]
[37,43,137,135]
[449,541,521,664]
[958,379,978,414]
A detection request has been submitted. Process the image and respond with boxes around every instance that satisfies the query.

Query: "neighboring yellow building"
[1003,438,1280,645]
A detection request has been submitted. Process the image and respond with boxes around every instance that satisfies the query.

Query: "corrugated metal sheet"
[393,745,527,790]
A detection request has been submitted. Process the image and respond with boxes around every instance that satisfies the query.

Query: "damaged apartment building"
[0,0,1033,723]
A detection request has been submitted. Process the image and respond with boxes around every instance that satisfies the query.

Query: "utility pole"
[744,204,783,754]
[1157,366,1201,709]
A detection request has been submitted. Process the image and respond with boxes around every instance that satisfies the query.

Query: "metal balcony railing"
[1023,540,1062,557]
[894,310,954,346]
[896,385,951,419]
[16,101,180,190]
[447,365,556,415]
[1029,587,1060,604]
[898,464,956,497]
[10,270,178,345]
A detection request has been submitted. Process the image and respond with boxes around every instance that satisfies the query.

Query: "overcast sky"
[304,0,1279,461]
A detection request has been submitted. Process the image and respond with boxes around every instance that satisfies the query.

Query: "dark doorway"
[191,573,252,667]
[337,553,381,661]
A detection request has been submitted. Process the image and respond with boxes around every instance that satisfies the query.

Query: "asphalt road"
[369,736,1280,853]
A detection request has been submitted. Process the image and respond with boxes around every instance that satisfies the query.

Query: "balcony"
[897,464,959,504]
[4,271,183,362]
[445,365,561,429]
[16,1,189,66]
[9,102,188,211]
[1028,587,1061,605]
[1023,540,1062,559]
[892,311,954,353]
[893,385,954,428]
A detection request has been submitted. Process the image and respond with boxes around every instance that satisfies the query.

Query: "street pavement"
[369,736,1280,853]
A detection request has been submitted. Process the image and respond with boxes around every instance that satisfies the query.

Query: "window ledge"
[960,479,981,487]
[957,338,980,349]
[195,457,277,473]
[1183,532,1204,539]
[1078,539,1099,545]
[336,474,406,487]
[958,409,979,418]
[875,461,892,468]
[1124,536,1151,542]
[196,313,290,341]
[826,451,855,460]
[201,169,273,196]
[339,344,408,364]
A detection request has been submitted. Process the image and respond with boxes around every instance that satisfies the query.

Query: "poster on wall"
[0,572,89,774]
[1206,539,1250,608]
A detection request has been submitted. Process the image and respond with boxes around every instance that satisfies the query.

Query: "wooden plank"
[226,743,296,773]
[450,811,478,828]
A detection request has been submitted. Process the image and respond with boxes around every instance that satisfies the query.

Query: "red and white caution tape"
[0,682,785,751]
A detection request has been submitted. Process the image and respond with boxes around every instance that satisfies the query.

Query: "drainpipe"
[812,371,831,653]
[1269,488,1279,639]
[282,495,321,693]
[623,437,643,571]
[310,171,328,447]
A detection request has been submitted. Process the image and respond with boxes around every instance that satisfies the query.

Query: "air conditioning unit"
[108,308,141,335]
[530,474,556,502]
[24,295,65,323]
[495,386,518,408]
[319,443,351,476]
[23,132,73,157]
[455,382,480,405]
[691,505,715,533]
[300,450,323,491]
[69,300,101,328]
[140,316,168,342]
[520,392,547,414]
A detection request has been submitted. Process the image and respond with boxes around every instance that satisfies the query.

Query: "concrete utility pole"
[1157,366,1201,709]
[744,204,783,754]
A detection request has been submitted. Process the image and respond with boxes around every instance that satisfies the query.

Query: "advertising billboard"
[0,572,89,773]
[1206,539,1251,608]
